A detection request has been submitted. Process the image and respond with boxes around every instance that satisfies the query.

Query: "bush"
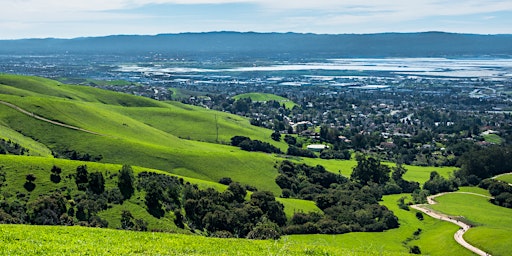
[218,177,232,185]
[287,145,317,158]
[415,212,424,221]
[247,220,281,240]
[410,245,421,254]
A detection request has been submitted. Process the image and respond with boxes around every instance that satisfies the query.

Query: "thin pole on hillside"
[215,114,219,143]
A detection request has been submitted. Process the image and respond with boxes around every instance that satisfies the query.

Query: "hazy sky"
[1,0,512,39]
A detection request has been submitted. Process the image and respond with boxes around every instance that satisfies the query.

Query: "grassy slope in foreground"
[0,224,403,256]
[428,192,512,256]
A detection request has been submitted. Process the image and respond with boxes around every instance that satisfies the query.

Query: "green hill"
[0,74,290,193]
[233,92,297,109]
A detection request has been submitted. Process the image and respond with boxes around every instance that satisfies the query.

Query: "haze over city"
[1,0,512,39]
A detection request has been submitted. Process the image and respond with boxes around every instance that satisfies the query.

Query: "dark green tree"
[121,210,135,230]
[118,165,135,200]
[88,172,105,194]
[227,182,247,203]
[145,182,164,218]
[271,131,281,141]
[351,155,390,185]
[50,165,62,183]
[24,174,36,192]
[75,165,89,191]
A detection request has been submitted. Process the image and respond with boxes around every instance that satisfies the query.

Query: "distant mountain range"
[1,31,511,58]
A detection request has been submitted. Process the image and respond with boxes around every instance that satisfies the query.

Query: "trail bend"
[411,192,493,256]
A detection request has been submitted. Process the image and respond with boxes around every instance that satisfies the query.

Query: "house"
[306,144,329,152]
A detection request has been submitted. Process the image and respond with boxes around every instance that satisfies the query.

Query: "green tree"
[118,165,135,200]
[271,131,281,141]
[75,165,89,191]
[121,210,135,230]
[145,182,164,218]
[50,165,62,183]
[351,155,390,185]
[227,182,247,203]
[88,172,105,194]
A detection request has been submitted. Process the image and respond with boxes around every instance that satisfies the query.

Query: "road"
[411,192,492,256]
[0,100,104,136]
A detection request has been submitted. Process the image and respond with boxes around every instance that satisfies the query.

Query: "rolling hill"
[1,74,509,255]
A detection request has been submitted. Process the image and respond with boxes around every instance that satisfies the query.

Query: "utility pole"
[215,114,219,143]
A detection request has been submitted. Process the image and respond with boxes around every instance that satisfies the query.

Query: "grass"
[0,124,53,157]
[233,92,297,109]
[0,224,408,256]
[427,192,512,256]
[483,134,504,144]
[495,173,512,184]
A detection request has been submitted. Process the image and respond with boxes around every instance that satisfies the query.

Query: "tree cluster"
[455,145,512,185]
[0,138,29,155]
[230,136,282,154]
[275,160,399,234]
[183,182,286,239]
[286,145,317,158]
[479,179,512,208]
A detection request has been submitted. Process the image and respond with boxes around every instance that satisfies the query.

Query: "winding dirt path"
[411,192,492,256]
[0,100,104,136]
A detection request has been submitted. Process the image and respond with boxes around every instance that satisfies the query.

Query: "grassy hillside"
[428,192,512,256]
[233,92,297,109]
[0,74,287,192]
[0,224,409,256]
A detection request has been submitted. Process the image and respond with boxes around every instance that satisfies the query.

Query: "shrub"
[218,177,232,185]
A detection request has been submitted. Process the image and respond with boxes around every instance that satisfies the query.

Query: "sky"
[1,0,512,39]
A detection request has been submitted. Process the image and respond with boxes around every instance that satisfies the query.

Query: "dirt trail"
[411,192,492,256]
[0,100,104,136]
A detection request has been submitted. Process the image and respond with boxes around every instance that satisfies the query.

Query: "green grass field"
[483,134,504,144]
[0,224,414,256]
[427,192,512,256]
[233,92,297,109]
[495,173,512,184]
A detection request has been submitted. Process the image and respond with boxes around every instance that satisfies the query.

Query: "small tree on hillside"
[75,165,89,191]
[24,173,37,192]
[88,172,105,194]
[50,165,62,183]
[118,165,135,200]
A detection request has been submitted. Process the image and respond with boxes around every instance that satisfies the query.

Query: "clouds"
[1,0,511,38]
